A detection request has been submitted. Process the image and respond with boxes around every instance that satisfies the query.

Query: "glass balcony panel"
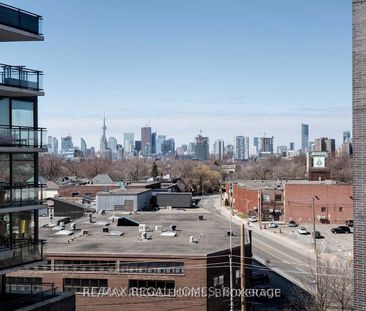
[0,185,44,208]
[0,3,41,35]
[0,64,43,91]
[0,126,46,148]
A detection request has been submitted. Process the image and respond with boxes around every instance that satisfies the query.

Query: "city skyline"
[1,0,351,148]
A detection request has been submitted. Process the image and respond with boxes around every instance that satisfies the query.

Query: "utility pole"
[240,224,246,311]
[229,183,234,311]
[258,189,262,229]
[312,195,320,302]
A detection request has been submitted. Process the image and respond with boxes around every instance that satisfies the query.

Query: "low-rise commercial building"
[226,180,352,224]
[9,209,251,311]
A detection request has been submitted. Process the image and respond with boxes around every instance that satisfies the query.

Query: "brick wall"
[353,0,366,309]
[58,185,119,197]
[283,184,353,224]
[232,185,259,215]
[9,256,209,311]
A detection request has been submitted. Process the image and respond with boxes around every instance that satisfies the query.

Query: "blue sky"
[2,0,351,150]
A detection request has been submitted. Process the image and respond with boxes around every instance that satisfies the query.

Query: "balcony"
[0,183,44,209]
[0,64,44,97]
[0,125,47,151]
[0,280,75,310]
[0,2,43,42]
[0,237,45,271]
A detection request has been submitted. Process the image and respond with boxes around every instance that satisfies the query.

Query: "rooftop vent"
[227,230,234,236]
[190,236,198,244]
[170,225,176,231]
[199,215,204,221]
[160,231,177,237]
[102,227,109,233]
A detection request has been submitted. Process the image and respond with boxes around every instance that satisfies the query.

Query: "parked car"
[298,227,309,235]
[251,272,270,285]
[312,231,324,239]
[288,221,298,227]
[345,220,353,227]
[249,216,258,222]
[268,223,278,228]
[331,226,351,234]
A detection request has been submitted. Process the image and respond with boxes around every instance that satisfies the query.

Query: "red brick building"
[9,210,251,311]
[226,180,352,224]
[283,182,353,224]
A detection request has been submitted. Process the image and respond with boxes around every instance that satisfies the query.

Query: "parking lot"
[253,222,353,258]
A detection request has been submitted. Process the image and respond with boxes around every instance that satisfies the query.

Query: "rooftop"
[235,179,344,190]
[97,188,152,195]
[40,208,242,257]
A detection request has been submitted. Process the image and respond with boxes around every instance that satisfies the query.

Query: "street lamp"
[312,195,320,302]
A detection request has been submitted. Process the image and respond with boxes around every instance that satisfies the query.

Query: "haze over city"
[1,0,351,148]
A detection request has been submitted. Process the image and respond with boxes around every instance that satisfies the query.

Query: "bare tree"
[287,254,353,311]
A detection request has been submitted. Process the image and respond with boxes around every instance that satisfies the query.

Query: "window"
[321,207,326,212]
[235,269,240,285]
[275,194,282,202]
[262,194,270,202]
[120,262,184,274]
[63,278,108,293]
[6,277,43,293]
[128,279,175,297]
[339,207,343,212]
[0,98,9,126]
[213,275,224,287]
[11,100,34,127]
[55,260,116,272]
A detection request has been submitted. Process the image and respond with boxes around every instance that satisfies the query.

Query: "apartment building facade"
[0,3,74,309]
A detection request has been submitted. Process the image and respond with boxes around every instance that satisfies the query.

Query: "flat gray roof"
[97,188,152,196]
[40,208,241,257]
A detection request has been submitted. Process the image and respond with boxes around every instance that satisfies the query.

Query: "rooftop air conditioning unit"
[167,206,172,210]
[170,225,176,231]
[102,227,109,233]
[139,224,146,232]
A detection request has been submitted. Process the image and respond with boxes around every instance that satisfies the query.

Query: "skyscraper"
[301,123,309,153]
[162,138,175,155]
[80,138,87,154]
[151,132,157,154]
[61,135,73,152]
[259,136,274,157]
[343,130,351,143]
[123,133,134,153]
[234,136,249,161]
[156,135,166,155]
[253,137,259,155]
[213,139,225,160]
[53,137,59,154]
[141,126,152,155]
[194,134,209,161]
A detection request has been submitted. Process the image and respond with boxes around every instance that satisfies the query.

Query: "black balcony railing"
[0,183,44,208]
[0,2,42,35]
[1,281,55,310]
[0,64,43,91]
[0,237,46,270]
[0,125,47,148]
